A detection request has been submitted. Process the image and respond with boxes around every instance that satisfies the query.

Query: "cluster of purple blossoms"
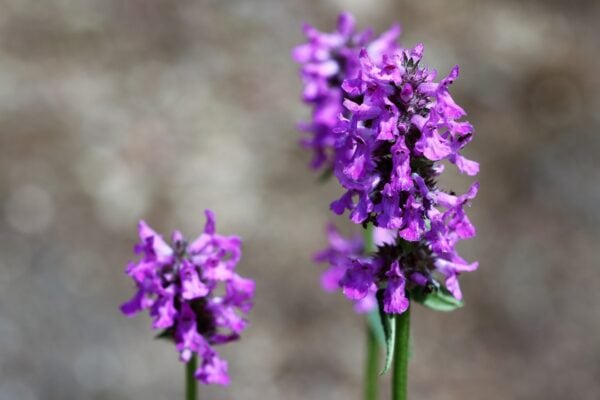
[297,13,479,314]
[314,224,397,313]
[293,12,400,170]
[120,210,254,385]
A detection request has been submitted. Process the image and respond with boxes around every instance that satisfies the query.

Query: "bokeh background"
[1,1,599,399]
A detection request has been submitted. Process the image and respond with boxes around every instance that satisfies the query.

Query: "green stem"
[391,305,410,400]
[363,223,379,400]
[186,354,197,400]
[365,323,380,400]
[363,223,375,254]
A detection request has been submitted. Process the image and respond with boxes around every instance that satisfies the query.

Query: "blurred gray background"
[0,0,599,399]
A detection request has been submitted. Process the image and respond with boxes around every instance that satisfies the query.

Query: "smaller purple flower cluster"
[314,224,397,313]
[120,210,254,385]
[293,12,400,170]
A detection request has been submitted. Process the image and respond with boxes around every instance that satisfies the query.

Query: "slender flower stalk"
[365,322,380,400]
[120,210,255,389]
[392,305,410,400]
[363,223,379,400]
[363,222,375,253]
[186,354,198,400]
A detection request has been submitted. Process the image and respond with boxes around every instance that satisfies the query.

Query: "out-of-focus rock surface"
[0,1,598,399]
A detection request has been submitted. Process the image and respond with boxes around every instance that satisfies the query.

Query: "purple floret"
[120,210,254,385]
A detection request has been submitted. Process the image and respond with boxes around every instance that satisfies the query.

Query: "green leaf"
[380,312,397,375]
[377,290,397,375]
[414,288,464,312]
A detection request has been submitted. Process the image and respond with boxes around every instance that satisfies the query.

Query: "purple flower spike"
[120,210,254,385]
[331,45,478,233]
[306,14,479,315]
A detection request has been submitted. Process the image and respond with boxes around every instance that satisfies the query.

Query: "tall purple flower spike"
[120,210,254,385]
[331,45,479,311]
[293,12,401,170]
[306,15,479,315]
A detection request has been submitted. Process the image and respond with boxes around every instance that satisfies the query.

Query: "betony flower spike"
[299,13,479,314]
[120,210,254,385]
